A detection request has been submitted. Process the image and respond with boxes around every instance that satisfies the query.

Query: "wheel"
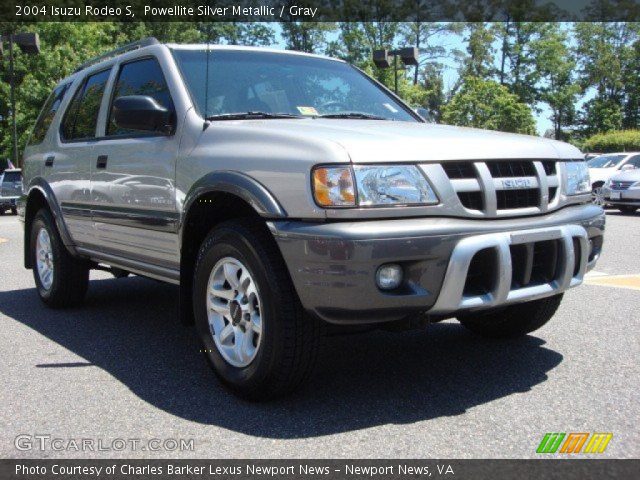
[591,184,605,205]
[192,218,321,400]
[458,294,563,339]
[31,208,89,307]
[618,205,638,214]
[11,207,17,215]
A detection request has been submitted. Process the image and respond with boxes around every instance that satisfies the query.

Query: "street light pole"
[372,47,419,96]
[393,54,398,94]
[8,35,18,167]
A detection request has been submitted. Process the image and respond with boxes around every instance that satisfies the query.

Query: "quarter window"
[107,58,174,136]
[29,82,70,145]
[61,69,111,141]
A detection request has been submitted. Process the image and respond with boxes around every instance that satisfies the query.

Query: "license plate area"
[610,191,621,200]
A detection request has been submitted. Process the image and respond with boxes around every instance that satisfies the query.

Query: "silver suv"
[20,38,605,399]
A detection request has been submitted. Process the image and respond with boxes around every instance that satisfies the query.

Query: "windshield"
[172,49,417,122]
[587,154,627,168]
[2,171,21,182]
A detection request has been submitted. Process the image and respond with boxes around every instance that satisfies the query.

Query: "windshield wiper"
[317,112,387,120]
[206,111,303,121]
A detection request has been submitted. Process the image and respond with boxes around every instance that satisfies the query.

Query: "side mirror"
[621,164,636,171]
[112,95,174,134]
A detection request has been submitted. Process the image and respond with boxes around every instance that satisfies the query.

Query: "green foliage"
[574,22,640,133]
[279,22,335,53]
[582,130,640,153]
[442,76,536,134]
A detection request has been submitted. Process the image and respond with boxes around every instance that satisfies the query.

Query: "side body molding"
[22,177,78,268]
[179,170,287,245]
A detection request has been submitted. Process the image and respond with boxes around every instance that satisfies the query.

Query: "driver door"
[90,56,180,270]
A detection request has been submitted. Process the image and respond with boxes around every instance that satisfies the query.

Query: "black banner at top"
[2,0,640,22]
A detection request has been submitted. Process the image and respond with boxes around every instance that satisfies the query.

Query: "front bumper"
[269,204,605,324]
[0,196,18,209]
[603,186,640,206]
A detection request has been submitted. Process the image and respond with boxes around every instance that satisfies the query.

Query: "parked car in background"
[584,153,602,161]
[0,168,22,215]
[603,167,640,214]
[587,152,640,205]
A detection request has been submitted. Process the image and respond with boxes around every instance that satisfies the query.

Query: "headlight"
[312,165,438,207]
[312,166,356,207]
[564,161,591,195]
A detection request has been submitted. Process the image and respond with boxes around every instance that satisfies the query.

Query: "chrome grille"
[442,160,559,215]
[610,180,634,190]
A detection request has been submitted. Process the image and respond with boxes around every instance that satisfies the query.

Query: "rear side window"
[61,68,111,141]
[29,83,70,145]
[107,58,174,136]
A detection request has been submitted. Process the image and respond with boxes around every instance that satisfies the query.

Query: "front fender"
[179,170,286,243]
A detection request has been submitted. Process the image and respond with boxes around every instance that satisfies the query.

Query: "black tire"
[192,218,321,400]
[458,294,563,339]
[11,207,17,215]
[30,208,89,308]
[618,205,638,214]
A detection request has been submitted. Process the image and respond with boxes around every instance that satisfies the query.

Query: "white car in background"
[588,152,640,205]
[603,167,640,214]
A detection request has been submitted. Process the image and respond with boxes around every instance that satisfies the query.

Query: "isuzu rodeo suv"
[19,38,604,399]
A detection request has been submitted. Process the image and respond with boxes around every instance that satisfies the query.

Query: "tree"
[400,21,462,85]
[0,22,118,164]
[493,22,556,106]
[442,76,536,134]
[279,22,335,53]
[452,22,496,97]
[532,25,580,140]
[574,22,640,133]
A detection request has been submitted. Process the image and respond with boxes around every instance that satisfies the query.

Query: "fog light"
[376,264,403,290]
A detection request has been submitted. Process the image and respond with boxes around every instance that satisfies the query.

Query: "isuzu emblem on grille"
[501,178,533,189]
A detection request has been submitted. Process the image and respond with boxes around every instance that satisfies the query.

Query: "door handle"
[96,155,108,169]
[44,156,55,167]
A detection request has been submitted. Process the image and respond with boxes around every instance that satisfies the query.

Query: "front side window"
[107,58,174,136]
[171,49,417,122]
[61,68,111,141]
[29,82,70,145]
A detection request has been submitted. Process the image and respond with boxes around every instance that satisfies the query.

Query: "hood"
[211,119,582,163]
[610,169,640,182]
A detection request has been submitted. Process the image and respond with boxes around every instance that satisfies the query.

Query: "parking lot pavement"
[0,211,638,459]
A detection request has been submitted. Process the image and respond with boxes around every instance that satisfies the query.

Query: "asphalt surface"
[0,211,638,459]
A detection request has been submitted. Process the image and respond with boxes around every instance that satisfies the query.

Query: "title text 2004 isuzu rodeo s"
[19,39,604,399]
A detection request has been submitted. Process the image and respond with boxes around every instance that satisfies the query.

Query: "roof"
[165,43,344,63]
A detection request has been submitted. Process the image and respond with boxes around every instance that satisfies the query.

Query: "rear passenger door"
[90,57,180,269]
[52,67,112,248]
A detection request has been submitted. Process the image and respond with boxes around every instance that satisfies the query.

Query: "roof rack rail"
[73,37,160,73]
